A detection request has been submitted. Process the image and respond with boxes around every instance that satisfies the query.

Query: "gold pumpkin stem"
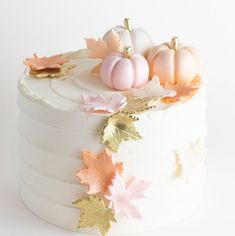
[124,47,132,58]
[171,36,180,51]
[124,18,132,31]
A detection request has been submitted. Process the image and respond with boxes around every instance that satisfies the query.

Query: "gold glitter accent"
[30,63,76,78]
[101,113,141,152]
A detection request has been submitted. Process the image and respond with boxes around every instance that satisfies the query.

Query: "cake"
[18,19,207,236]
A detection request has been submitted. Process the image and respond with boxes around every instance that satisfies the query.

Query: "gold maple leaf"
[122,95,158,114]
[86,30,122,59]
[29,64,76,78]
[101,113,142,152]
[73,196,116,236]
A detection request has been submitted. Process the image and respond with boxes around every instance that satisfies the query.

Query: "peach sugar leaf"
[76,150,123,194]
[90,62,102,77]
[86,30,122,59]
[162,76,202,103]
[23,54,69,71]
[105,174,151,218]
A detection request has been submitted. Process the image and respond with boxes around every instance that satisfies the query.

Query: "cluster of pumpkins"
[100,18,201,91]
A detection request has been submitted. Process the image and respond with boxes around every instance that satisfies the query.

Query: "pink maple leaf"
[106,174,151,218]
[80,94,127,114]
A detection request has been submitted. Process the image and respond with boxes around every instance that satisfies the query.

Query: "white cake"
[18,47,207,235]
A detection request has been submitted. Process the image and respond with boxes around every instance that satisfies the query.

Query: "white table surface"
[1,0,235,235]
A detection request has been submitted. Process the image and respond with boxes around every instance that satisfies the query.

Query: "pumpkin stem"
[124,47,132,58]
[124,18,132,31]
[171,36,180,51]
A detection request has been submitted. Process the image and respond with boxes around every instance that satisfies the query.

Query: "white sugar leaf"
[131,76,176,100]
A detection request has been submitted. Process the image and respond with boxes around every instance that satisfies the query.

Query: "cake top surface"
[19,20,203,113]
[19,48,203,112]
[19,50,115,111]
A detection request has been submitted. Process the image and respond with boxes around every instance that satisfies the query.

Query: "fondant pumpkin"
[103,18,153,57]
[147,37,201,85]
[101,47,149,91]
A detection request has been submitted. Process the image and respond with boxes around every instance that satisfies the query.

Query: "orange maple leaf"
[76,150,123,194]
[23,54,68,71]
[90,62,102,77]
[162,76,202,103]
[86,30,122,59]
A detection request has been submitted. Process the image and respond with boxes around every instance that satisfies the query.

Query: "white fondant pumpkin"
[147,37,201,85]
[103,18,153,57]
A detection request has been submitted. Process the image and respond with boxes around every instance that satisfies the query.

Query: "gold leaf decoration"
[73,196,116,236]
[29,63,76,79]
[122,95,158,114]
[101,113,142,152]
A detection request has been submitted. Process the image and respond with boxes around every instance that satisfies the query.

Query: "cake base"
[20,172,205,235]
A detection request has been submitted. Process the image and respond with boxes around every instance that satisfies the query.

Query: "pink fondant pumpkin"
[103,18,153,57]
[147,37,201,85]
[101,47,149,91]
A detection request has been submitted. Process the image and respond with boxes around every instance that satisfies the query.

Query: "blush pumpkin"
[101,47,149,91]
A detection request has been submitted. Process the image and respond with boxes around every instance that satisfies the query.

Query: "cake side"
[18,53,207,234]
[19,18,206,236]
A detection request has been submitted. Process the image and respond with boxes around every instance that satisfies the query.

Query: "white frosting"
[18,50,207,235]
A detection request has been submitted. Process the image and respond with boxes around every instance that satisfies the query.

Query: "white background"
[0,0,235,235]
